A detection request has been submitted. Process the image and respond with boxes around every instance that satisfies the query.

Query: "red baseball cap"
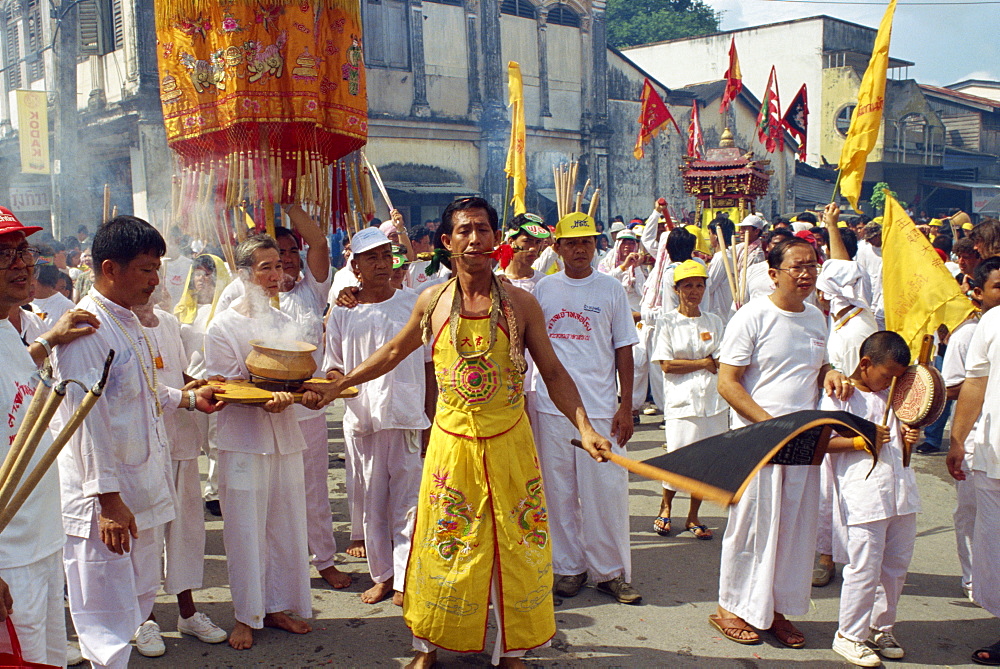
[0,207,42,237]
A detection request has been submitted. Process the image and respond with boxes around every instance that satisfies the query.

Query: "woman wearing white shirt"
[650,260,727,539]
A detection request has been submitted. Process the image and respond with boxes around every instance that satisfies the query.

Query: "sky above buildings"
[708,0,999,87]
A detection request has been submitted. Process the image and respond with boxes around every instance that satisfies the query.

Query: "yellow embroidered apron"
[403,315,555,653]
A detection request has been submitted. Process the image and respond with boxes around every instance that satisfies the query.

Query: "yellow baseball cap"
[554,212,597,240]
[837,220,848,228]
[929,218,943,227]
[963,222,974,231]
[673,259,708,283]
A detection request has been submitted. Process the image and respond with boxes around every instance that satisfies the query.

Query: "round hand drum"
[891,363,946,428]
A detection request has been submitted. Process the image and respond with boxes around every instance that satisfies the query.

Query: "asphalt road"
[120,402,995,668]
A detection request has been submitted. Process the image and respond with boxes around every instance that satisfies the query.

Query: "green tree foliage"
[870,181,906,212]
[607,0,722,49]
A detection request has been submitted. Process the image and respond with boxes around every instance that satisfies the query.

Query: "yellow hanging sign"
[16,90,49,174]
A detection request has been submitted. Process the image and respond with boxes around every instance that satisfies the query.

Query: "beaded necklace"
[93,297,162,416]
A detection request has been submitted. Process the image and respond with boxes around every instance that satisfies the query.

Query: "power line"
[763,0,1000,4]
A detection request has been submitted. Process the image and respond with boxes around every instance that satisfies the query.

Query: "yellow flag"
[883,193,974,359]
[16,90,49,174]
[837,0,896,213]
[504,61,527,216]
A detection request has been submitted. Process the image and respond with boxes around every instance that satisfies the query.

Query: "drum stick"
[881,376,897,427]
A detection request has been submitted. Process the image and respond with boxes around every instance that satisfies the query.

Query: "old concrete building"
[0,0,168,237]
[362,0,709,226]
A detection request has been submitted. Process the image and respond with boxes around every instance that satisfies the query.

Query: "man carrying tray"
[205,234,325,651]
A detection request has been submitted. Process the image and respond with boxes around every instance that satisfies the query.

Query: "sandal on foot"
[770,618,805,648]
[686,523,713,540]
[653,517,671,536]
[973,640,1000,666]
[708,614,761,645]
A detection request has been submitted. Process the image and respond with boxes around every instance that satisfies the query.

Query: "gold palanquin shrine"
[682,129,772,226]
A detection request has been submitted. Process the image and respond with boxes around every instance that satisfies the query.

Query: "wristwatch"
[186,390,197,411]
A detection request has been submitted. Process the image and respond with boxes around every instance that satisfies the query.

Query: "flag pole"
[830,169,843,204]
[502,176,512,230]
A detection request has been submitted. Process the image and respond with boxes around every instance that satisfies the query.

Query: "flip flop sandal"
[708,614,761,645]
[769,618,806,648]
[973,640,1000,666]
[653,516,671,536]
[686,524,713,540]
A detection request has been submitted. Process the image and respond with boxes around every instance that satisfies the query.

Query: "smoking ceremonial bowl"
[245,339,318,382]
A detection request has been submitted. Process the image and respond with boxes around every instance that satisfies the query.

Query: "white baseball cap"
[740,214,766,230]
[352,227,392,255]
[610,221,627,234]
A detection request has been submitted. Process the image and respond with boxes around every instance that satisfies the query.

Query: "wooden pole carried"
[0,352,115,534]
[102,184,110,223]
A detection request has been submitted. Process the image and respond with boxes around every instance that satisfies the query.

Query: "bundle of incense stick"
[552,161,578,219]
[362,152,393,213]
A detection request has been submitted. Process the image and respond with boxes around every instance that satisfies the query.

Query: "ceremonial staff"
[0,351,115,533]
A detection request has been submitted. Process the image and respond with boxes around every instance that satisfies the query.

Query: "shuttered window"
[24,0,42,82]
[2,4,21,91]
[362,0,409,69]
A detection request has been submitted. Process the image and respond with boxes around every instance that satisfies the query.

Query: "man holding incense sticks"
[54,216,222,668]
[0,208,97,665]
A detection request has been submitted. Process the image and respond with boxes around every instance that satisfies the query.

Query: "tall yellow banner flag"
[837,0,896,213]
[504,61,527,216]
[883,193,974,358]
[16,90,49,174]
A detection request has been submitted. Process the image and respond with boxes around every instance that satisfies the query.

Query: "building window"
[501,0,536,19]
[547,5,580,27]
[79,0,122,57]
[23,0,43,82]
[425,0,463,4]
[835,104,856,137]
[363,0,410,69]
[2,4,22,91]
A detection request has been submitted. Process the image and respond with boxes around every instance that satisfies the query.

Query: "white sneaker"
[642,402,660,416]
[134,620,166,657]
[963,582,975,603]
[833,632,881,667]
[871,629,905,660]
[177,612,228,644]
[66,641,85,666]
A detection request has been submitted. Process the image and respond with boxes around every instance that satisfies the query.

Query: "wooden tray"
[208,379,358,405]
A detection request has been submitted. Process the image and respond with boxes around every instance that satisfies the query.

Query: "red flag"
[782,84,809,161]
[687,99,704,159]
[720,37,743,114]
[634,78,681,160]
[756,66,783,153]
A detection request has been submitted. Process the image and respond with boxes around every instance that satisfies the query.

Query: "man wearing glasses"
[710,237,852,648]
[0,207,100,665]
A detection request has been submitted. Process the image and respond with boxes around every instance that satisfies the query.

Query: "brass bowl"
[245,339,317,382]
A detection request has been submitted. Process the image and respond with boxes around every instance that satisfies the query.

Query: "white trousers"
[972,472,1000,617]
[661,413,728,492]
[64,520,165,669]
[412,563,548,665]
[343,430,365,542]
[355,429,421,586]
[838,513,917,642]
[219,449,312,628]
[954,473,976,589]
[300,414,339,570]
[816,457,835,556]
[535,413,630,583]
[201,413,220,501]
[164,458,205,594]
[633,323,663,409]
[718,465,820,630]
[0,550,65,666]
